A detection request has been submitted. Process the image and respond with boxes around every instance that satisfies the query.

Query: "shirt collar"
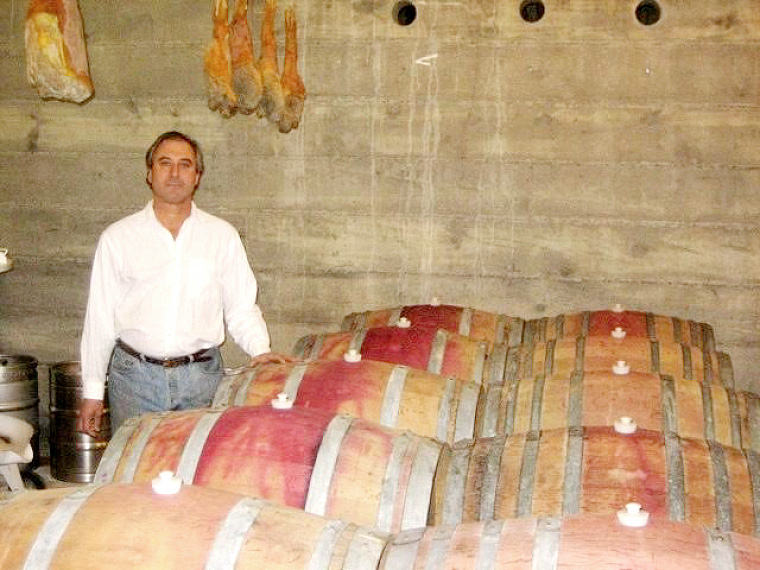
[143,200,198,233]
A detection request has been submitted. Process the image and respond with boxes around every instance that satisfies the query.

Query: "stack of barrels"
[3,303,760,569]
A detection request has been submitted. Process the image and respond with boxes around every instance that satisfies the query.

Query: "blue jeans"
[107,343,223,433]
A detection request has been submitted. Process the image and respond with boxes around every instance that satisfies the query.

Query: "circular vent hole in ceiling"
[393,1,417,26]
[635,0,661,25]
[520,0,545,23]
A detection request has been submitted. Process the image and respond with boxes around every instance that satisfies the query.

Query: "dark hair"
[145,131,204,174]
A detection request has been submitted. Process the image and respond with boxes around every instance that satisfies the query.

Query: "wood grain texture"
[0,484,390,570]
[213,358,483,444]
[478,368,760,450]
[293,326,497,386]
[1,0,759,444]
[525,309,716,349]
[431,426,758,536]
[509,337,729,387]
[342,303,525,347]
[95,406,444,532]
[380,513,760,570]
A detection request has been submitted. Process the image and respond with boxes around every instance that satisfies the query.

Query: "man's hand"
[77,398,105,437]
[248,352,297,367]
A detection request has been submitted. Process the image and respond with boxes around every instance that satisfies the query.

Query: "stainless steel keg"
[0,355,40,464]
[49,361,110,483]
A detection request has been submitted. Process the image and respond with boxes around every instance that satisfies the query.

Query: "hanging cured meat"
[277,7,306,133]
[205,0,237,117]
[25,0,94,103]
[230,0,263,115]
[258,0,287,125]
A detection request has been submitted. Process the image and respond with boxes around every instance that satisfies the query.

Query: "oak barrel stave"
[293,326,505,387]
[431,426,760,536]
[342,304,525,347]
[0,483,389,570]
[508,337,731,388]
[525,309,717,351]
[94,406,445,533]
[379,514,760,570]
[477,369,760,452]
[213,359,483,444]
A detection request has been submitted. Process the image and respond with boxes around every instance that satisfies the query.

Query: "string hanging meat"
[25,0,94,103]
[205,0,237,117]
[230,0,263,115]
[277,7,306,133]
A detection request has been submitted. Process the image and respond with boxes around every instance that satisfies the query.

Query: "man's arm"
[78,234,119,434]
[221,231,293,361]
[248,351,295,366]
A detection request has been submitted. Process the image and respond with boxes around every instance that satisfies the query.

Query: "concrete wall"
[1,0,758,438]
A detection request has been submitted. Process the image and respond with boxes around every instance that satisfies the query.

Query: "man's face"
[146,139,201,206]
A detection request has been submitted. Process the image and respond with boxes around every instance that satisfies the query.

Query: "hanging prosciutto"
[258,0,287,124]
[205,0,237,117]
[277,7,306,133]
[230,0,263,115]
[25,0,94,103]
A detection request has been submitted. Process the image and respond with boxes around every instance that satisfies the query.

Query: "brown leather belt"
[116,339,213,368]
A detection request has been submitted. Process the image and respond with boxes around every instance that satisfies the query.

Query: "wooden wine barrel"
[430,426,760,536]
[379,514,760,570]
[342,304,525,347]
[477,369,760,452]
[94,406,445,533]
[525,308,717,350]
[293,326,506,387]
[510,337,732,388]
[0,483,389,570]
[213,359,483,444]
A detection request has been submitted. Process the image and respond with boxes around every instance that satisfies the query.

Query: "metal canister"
[0,355,40,465]
[49,361,110,483]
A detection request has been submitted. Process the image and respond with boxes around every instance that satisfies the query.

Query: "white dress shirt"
[80,201,271,400]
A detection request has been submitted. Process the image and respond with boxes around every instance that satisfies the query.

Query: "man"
[77,131,290,436]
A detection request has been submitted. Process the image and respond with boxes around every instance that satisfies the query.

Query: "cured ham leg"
[230,0,263,115]
[259,0,286,124]
[25,0,94,103]
[205,0,237,117]
[277,7,306,133]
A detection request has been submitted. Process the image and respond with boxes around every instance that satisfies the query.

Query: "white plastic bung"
[614,417,637,434]
[343,349,362,363]
[612,360,631,375]
[612,303,624,313]
[430,297,440,306]
[611,327,627,339]
[152,471,182,495]
[271,392,294,410]
[617,502,650,527]
[396,317,412,329]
